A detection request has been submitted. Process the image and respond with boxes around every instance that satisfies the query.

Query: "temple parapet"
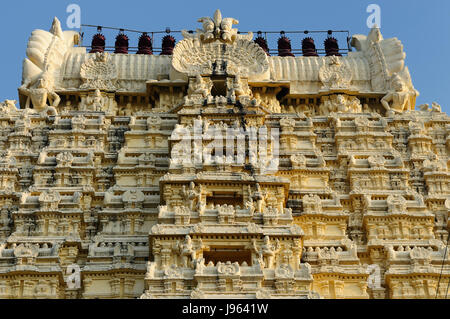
[17,12,424,119]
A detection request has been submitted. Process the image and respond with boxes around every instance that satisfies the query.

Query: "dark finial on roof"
[278,34,295,57]
[161,35,176,55]
[324,37,342,56]
[137,33,153,55]
[302,37,318,57]
[90,33,106,54]
[114,31,129,54]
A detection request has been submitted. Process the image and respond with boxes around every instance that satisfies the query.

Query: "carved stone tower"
[0,11,448,299]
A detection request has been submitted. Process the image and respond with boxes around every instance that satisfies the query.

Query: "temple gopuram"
[0,10,448,299]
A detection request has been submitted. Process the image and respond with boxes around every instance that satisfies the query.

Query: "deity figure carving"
[243,185,255,215]
[423,152,446,172]
[66,264,81,290]
[366,264,381,289]
[22,17,79,91]
[381,74,418,115]
[316,151,326,168]
[85,89,105,111]
[302,194,322,214]
[336,95,349,113]
[252,183,268,214]
[320,94,362,115]
[181,182,203,212]
[252,236,280,269]
[253,91,282,113]
[122,190,145,209]
[227,75,251,100]
[386,195,407,214]
[56,152,74,168]
[194,258,206,274]
[147,116,162,130]
[177,235,197,268]
[19,72,60,112]
[187,75,212,99]
[244,198,255,215]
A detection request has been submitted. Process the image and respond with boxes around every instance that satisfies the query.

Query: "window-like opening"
[210,76,227,97]
[203,247,252,265]
[207,192,243,207]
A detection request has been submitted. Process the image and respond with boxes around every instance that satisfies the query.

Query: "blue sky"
[1,0,449,113]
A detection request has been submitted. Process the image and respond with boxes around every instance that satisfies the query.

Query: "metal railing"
[79,24,352,56]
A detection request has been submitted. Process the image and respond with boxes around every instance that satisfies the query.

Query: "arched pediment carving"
[80,52,118,90]
[172,38,270,80]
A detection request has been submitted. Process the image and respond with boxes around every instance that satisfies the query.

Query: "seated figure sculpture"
[381,74,418,116]
[188,75,212,99]
[19,72,60,113]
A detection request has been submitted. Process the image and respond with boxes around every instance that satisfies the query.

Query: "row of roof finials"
[89,31,343,57]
